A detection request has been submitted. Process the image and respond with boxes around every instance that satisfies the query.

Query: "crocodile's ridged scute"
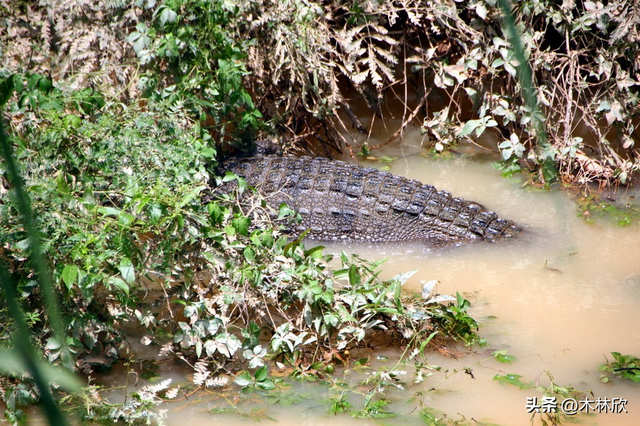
[219,156,522,247]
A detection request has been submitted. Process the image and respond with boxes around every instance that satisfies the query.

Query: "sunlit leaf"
[108,277,130,296]
[235,371,253,387]
[476,3,488,19]
[119,259,135,285]
[61,264,78,290]
[460,119,481,137]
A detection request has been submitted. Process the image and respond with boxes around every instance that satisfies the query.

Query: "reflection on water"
[104,136,640,425]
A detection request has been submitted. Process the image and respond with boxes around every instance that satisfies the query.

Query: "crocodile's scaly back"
[219,155,522,247]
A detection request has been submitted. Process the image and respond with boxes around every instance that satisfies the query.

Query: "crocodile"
[218,155,523,248]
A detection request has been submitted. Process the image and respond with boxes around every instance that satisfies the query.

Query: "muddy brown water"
[28,133,640,425]
[155,136,639,425]
[324,143,640,425]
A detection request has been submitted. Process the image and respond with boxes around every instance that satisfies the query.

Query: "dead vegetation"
[2,0,639,185]
[0,0,139,99]
[243,0,640,186]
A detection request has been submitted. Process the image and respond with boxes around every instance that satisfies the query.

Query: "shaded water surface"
[101,138,640,425]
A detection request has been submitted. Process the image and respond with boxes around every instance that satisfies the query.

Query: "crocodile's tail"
[218,155,523,247]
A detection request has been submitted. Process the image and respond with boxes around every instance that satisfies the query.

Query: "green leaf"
[63,114,82,129]
[464,87,478,103]
[493,373,531,389]
[476,3,488,19]
[208,202,224,224]
[455,292,469,309]
[128,23,152,53]
[61,265,78,290]
[56,173,70,196]
[541,158,558,184]
[460,119,481,137]
[304,245,325,257]
[504,61,517,77]
[119,259,135,285]
[254,365,268,382]
[243,247,255,262]
[149,203,163,223]
[379,155,397,164]
[354,357,370,367]
[491,58,505,68]
[494,349,517,363]
[0,74,16,107]
[157,6,178,26]
[38,76,52,92]
[222,172,238,183]
[97,206,122,217]
[235,371,253,388]
[419,331,439,355]
[108,277,130,296]
[117,212,135,226]
[595,100,611,112]
[277,203,295,220]
[257,379,275,390]
[232,215,251,236]
[200,147,216,158]
[348,265,361,286]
